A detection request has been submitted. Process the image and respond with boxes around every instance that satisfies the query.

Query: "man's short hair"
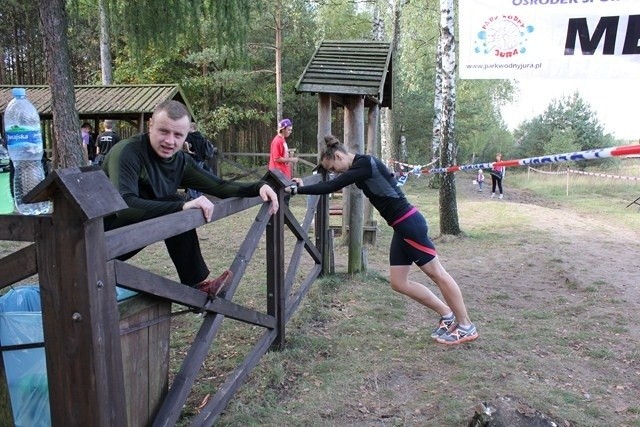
[104,119,116,129]
[154,100,191,122]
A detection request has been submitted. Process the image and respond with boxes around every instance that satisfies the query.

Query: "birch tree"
[436,0,460,235]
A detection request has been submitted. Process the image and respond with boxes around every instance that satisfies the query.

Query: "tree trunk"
[364,104,379,226]
[437,0,460,235]
[99,0,113,85]
[430,30,444,190]
[379,0,405,170]
[380,108,394,169]
[38,0,84,169]
[275,2,283,121]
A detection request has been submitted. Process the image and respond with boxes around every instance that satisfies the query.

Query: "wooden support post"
[318,94,333,275]
[344,96,365,273]
[28,167,128,426]
[267,182,286,350]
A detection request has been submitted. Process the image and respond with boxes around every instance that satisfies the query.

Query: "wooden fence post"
[265,171,287,350]
[26,167,129,426]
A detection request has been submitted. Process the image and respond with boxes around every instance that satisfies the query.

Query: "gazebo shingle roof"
[295,40,393,108]
[0,84,193,121]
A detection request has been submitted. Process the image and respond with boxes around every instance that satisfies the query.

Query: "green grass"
[507,164,640,230]
[209,171,640,426]
[3,160,640,426]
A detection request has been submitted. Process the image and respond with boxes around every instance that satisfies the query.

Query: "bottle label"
[6,128,43,149]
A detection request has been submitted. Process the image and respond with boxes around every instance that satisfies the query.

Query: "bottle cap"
[11,88,26,97]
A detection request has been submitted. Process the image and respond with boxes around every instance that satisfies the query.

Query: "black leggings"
[104,195,209,286]
[491,175,503,195]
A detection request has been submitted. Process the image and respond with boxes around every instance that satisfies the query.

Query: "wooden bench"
[329,221,379,245]
[329,204,343,216]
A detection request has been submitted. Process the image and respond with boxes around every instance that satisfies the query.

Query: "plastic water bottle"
[0,144,14,214]
[3,88,52,215]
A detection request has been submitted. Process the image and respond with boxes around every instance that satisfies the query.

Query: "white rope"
[567,169,640,181]
[528,166,567,175]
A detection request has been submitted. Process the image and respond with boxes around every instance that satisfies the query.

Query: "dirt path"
[395,180,640,424]
[459,182,640,325]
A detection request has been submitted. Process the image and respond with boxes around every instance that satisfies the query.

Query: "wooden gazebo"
[0,84,194,135]
[296,40,393,271]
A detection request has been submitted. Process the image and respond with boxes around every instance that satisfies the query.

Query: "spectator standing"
[268,118,298,180]
[490,153,505,199]
[95,120,121,165]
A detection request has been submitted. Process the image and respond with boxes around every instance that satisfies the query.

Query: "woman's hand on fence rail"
[259,184,279,215]
[285,178,304,195]
[183,196,215,222]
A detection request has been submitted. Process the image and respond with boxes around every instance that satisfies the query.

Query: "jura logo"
[565,15,640,55]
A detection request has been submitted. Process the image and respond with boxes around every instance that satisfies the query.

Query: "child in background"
[477,169,485,192]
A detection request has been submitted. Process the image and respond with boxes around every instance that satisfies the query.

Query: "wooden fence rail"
[0,165,329,426]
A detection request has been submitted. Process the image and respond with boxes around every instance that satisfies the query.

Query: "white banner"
[459,0,640,79]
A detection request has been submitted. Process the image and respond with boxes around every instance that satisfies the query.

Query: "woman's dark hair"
[321,135,348,160]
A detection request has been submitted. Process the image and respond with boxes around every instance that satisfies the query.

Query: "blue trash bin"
[0,284,137,426]
[0,285,50,427]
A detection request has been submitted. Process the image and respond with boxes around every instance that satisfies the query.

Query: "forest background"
[0,0,629,171]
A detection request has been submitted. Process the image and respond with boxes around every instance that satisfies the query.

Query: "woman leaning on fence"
[286,135,478,345]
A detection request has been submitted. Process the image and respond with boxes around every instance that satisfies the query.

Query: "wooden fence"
[0,165,330,426]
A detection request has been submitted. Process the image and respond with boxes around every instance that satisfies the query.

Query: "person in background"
[184,122,216,200]
[287,135,478,345]
[81,122,95,165]
[101,100,279,298]
[476,169,485,192]
[95,120,121,165]
[268,118,298,180]
[490,153,505,199]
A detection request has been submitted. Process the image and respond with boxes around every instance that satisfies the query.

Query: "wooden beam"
[105,197,262,259]
[37,192,127,426]
[113,261,275,329]
[344,96,365,273]
[152,202,273,427]
[285,264,323,323]
[187,328,278,426]
[0,214,42,241]
[266,187,286,350]
[0,244,37,290]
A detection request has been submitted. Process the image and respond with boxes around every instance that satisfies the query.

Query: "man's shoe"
[197,270,233,298]
[436,324,478,345]
[430,315,456,339]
